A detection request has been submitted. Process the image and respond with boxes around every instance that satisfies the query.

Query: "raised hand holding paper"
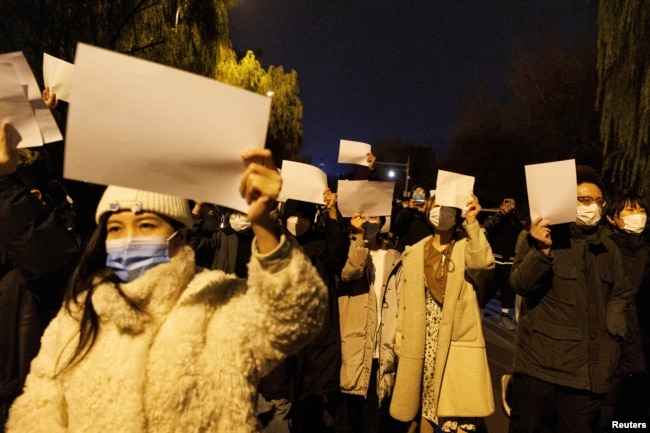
[337,180,395,217]
[43,53,74,102]
[0,51,62,147]
[64,43,271,213]
[525,159,576,225]
[277,160,328,204]
[338,139,371,165]
[435,170,475,212]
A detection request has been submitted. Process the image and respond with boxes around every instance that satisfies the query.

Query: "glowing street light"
[374,156,410,197]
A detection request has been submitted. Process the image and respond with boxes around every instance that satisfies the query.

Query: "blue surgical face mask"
[105,232,177,282]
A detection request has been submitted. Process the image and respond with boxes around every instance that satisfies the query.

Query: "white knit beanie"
[95,185,193,228]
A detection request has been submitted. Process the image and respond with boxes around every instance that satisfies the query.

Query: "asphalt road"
[483,296,516,433]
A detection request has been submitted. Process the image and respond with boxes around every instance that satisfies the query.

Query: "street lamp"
[374,156,411,198]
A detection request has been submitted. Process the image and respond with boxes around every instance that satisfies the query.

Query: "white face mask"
[576,203,602,228]
[429,206,457,231]
[620,214,647,234]
[286,215,310,237]
[229,214,251,232]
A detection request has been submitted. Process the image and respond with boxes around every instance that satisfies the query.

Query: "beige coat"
[7,237,326,433]
[338,238,402,406]
[390,220,494,421]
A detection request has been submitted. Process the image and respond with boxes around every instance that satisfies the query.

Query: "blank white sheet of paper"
[64,43,271,213]
[435,170,475,210]
[278,160,328,204]
[525,159,576,225]
[338,139,371,165]
[337,180,395,217]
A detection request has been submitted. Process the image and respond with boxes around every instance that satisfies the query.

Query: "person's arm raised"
[42,87,58,109]
[0,120,18,176]
[463,193,482,225]
[323,188,339,220]
[529,216,552,256]
[239,149,282,254]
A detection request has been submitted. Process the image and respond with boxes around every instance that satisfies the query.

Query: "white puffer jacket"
[6,237,326,433]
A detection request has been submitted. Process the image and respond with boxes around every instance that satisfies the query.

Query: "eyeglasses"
[577,196,605,206]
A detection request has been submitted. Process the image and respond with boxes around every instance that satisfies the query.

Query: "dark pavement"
[482,296,516,433]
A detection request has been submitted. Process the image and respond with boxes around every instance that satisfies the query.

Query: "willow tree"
[0,0,239,78]
[597,1,650,195]
[2,0,304,167]
[217,50,304,167]
[110,0,241,76]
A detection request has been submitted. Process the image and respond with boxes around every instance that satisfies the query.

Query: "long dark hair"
[57,212,186,374]
[57,213,120,374]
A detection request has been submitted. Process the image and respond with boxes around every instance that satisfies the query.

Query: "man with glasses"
[507,165,633,433]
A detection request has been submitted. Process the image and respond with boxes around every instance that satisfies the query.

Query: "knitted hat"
[95,186,193,228]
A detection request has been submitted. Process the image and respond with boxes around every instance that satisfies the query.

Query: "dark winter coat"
[391,207,434,252]
[609,231,649,374]
[190,220,254,279]
[258,216,349,402]
[0,173,81,425]
[510,224,632,393]
[483,209,523,262]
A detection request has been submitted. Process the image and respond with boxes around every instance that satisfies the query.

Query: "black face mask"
[362,221,381,239]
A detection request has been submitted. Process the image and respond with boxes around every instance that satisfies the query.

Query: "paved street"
[482,296,516,433]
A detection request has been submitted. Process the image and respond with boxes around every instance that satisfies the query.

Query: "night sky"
[228,1,599,176]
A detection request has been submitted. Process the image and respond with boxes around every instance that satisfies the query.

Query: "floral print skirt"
[421,290,480,432]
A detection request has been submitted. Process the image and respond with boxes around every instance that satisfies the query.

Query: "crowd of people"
[1,87,649,433]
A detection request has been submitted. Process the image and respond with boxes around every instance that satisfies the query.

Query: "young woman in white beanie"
[5,149,327,433]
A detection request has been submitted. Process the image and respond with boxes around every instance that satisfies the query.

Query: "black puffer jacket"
[609,231,649,373]
[391,206,433,252]
[510,224,632,393]
[484,209,523,262]
[0,173,81,426]
[258,215,349,400]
